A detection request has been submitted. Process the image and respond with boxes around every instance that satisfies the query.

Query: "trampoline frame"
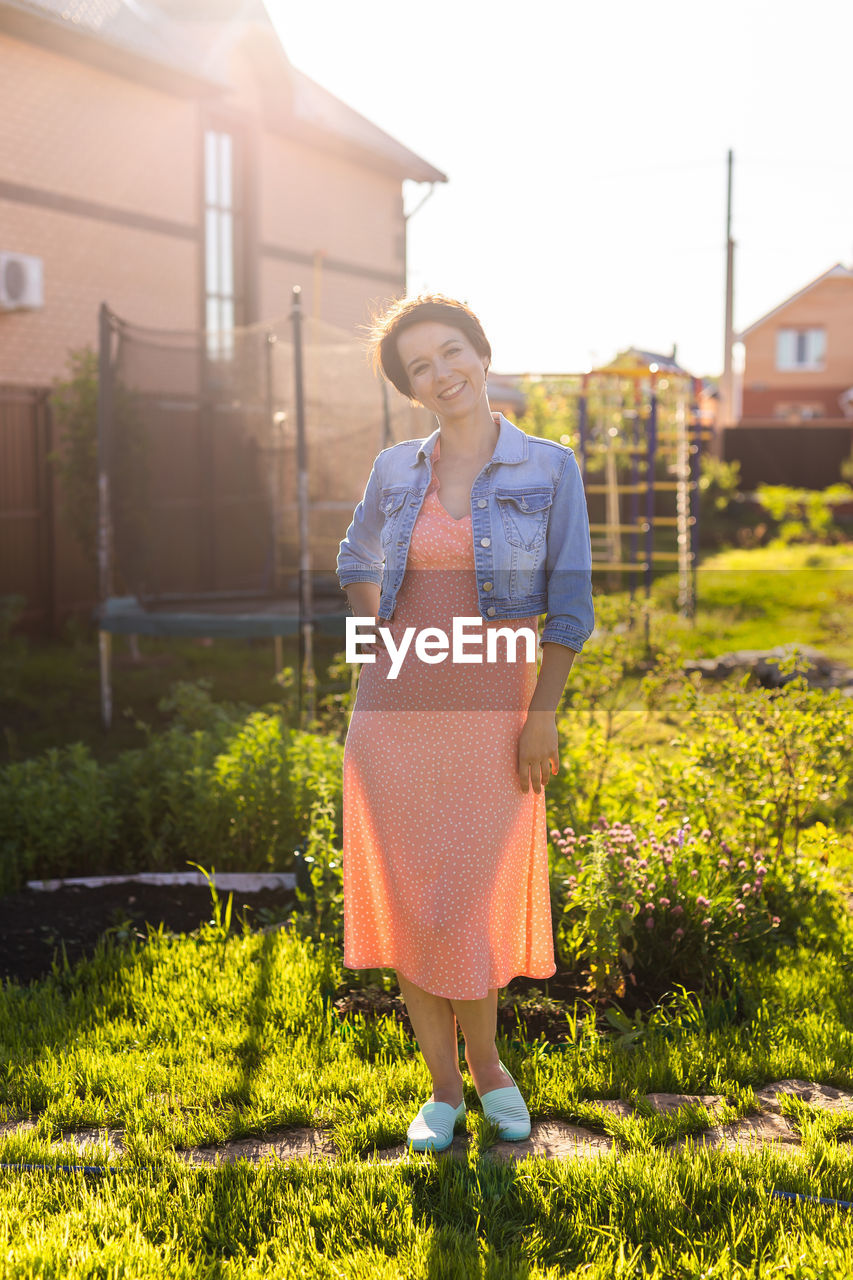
[95,286,347,729]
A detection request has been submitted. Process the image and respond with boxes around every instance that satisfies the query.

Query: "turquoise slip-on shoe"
[406,1099,466,1152]
[478,1064,531,1141]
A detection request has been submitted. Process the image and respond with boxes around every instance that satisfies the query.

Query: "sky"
[265,0,853,378]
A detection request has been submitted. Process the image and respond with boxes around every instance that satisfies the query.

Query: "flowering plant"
[550,808,786,1000]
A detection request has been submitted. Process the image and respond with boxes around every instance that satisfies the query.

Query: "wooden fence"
[0,385,95,636]
[723,423,853,490]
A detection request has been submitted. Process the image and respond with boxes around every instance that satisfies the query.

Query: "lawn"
[652,543,853,665]
[2,921,853,1276]
[2,539,853,1277]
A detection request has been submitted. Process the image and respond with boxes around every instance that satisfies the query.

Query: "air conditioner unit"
[0,252,44,310]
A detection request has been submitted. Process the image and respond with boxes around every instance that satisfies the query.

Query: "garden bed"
[0,879,296,986]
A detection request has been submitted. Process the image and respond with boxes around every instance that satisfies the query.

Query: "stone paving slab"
[0,1118,36,1139]
[483,1121,613,1165]
[57,1127,126,1155]
[2,1082,851,1167]
[364,1120,614,1166]
[176,1127,338,1166]
[589,1094,727,1119]
[646,1093,728,1117]
[755,1079,853,1114]
[671,1112,798,1153]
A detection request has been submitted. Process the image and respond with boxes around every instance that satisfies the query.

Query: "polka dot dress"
[341,437,557,1000]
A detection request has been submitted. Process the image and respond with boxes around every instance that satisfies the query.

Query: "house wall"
[0,30,200,385]
[0,21,413,630]
[0,27,407,386]
[741,274,853,422]
[259,134,403,329]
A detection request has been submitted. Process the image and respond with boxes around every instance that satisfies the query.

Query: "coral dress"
[341,441,557,999]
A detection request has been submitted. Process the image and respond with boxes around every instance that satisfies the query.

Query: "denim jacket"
[336,413,595,652]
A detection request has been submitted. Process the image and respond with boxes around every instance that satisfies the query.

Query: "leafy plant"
[548,594,685,830]
[755,482,853,545]
[651,660,851,860]
[551,828,634,998]
[47,346,150,590]
[550,813,849,1002]
[0,678,343,889]
[289,776,344,944]
[0,741,121,892]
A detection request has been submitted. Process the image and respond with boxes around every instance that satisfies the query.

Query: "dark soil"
[2,882,654,1043]
[332,970,603,1046]
[0,881,296,986]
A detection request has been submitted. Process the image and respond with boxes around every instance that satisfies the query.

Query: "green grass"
[2,923,853,1276]
[3,540,853,1273]
[653,542,853,663]
[3,1147,853,1278]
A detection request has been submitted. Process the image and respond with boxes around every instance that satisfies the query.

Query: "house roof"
[0,0,447,181]
[0,0,227,91]
[597,347,694,378]
[282,68,446,183]
[486,374,527,413]
[738,263,853,340]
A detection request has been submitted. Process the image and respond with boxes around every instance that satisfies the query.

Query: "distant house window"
[204,128,243,359]
[775,402,825,420]
[775,327,826,372]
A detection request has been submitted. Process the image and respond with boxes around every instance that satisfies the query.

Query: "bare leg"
[396,971,465,1107]
[450,988,514,1097]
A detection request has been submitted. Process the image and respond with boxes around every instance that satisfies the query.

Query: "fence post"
[96,303,114,730]
[292,286,315,727]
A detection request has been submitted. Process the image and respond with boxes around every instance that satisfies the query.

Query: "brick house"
[0,0,445,630]
[0,0,446,383]
[737,263,853,424]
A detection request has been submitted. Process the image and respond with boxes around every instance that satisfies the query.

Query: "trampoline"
[94,287,422,727]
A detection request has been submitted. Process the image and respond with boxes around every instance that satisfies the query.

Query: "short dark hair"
[368,293,492,400]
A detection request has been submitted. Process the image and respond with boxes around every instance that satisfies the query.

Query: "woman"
[337,295,594,1153]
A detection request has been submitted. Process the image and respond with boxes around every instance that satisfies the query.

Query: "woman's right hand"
[354,615,390,663]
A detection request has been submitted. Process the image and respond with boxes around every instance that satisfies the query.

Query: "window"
[774,402,825,420]
[203,128,244,360]
[775,327,826,372]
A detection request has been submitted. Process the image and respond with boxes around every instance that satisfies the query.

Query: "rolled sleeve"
[336,455,386,588]
[541,450,594,653]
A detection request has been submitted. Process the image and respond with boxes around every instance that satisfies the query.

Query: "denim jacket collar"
[411,412,529,469]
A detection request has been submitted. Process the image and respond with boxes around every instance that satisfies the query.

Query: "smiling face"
[395,321,490,419]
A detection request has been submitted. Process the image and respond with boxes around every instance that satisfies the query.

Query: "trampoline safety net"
[103,306,429,605]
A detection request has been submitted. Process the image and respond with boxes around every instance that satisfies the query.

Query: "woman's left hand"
[517,710,559,794]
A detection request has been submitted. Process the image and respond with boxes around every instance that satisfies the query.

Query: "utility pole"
[720,149,735,434]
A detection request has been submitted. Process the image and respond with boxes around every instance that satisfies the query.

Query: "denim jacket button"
[480,537,490,547]
[482,581,493,591]
[486,607,496,616]
[477,499,487,508]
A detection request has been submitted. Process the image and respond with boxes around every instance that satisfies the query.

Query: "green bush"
[47,347,150,588]
[289,775,344,944]
[0,742,120,892]
[547,615,852,854]
[647,666,852,858]
[0,679,343,889]
[547,594,685,830]
[550,813,849,1002]
[754,482,853,545]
